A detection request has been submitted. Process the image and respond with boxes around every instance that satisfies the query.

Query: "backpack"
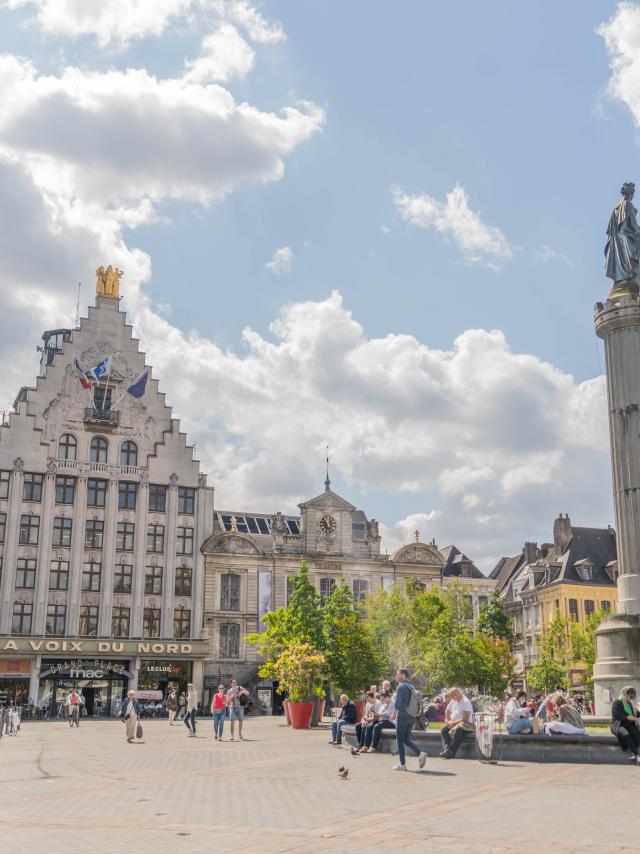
[406,683,422,717]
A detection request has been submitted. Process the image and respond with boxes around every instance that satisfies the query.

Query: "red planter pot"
[288,700,314,729]
[283,699,291,725]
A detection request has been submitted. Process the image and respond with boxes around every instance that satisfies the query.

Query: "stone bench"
[341,725,629,765]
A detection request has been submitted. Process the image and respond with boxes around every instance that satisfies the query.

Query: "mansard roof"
[440,544,485,578]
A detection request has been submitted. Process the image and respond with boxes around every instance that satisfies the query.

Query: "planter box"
[289,701,313,729]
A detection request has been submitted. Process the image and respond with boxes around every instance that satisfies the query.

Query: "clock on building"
[319,514,337,534]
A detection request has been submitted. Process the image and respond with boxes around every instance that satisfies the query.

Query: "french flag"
[73,356,92,390]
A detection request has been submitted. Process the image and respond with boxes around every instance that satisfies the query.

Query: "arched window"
[58,434,77,461]
[90,436,108,464]
[120,441,138,467]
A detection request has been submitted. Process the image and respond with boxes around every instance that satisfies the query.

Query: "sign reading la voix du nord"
[0,637,209,657]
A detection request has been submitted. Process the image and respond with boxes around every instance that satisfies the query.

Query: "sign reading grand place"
[0,637,209,657]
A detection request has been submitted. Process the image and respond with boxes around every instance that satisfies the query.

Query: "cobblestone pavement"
[1,717,638,853]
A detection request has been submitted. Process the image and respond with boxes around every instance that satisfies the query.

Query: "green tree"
[571,609,606,702]
[272,641,327,702]
[477,590,515,648]
[527,612,573,694]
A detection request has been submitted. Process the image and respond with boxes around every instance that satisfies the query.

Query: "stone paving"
[0,716,638,853]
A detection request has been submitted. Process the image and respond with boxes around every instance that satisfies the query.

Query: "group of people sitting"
[504,690,586,736]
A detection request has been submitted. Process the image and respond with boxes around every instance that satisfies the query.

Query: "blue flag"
[127,368,149,398]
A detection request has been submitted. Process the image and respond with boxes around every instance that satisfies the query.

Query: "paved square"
[0,717,638,853]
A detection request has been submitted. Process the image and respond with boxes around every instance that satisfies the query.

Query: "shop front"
[39,659,131,717]
[0,658,31,707]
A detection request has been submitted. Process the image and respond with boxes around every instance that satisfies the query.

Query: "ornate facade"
[0,280,213,713]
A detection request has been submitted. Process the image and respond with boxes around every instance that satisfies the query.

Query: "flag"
[127,368,149,398]
[73,356,92,390]
[88,355,112,382]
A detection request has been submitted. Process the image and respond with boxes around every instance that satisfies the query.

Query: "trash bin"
[475,712,497,762]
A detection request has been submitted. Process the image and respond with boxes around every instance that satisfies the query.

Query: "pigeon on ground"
[350,748,359,757]
[338,767,349,779]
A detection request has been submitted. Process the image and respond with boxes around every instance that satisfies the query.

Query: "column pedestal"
[593,614,640,712]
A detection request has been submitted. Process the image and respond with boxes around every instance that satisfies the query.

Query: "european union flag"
[127,368,149,398]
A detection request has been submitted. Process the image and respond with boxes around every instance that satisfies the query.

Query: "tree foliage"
[271,641,327,702]
[477,590,515,648]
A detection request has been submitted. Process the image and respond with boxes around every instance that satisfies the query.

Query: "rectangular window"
[221,573,240,610]
[0,511,5,544]
[584,599,595,617]
[49,560,69,591]
[85,519,104,550]
[144,565,163,595]
[55,475,75,504]
[87,478,107,507]
[93,386,112,412]
[12,602,32,635]
[15,558,36,589]
[82,560,101,592]
[148,484,167,513]
[174,607,191,639]
[175,566,192,597]
[19,514,40,545]
[116,521,135,551]
[178,486,195,514]
[569,598,579,621]
[146,523,165,553]
[219,623,240,658]
[79,605,99,637]
[118,481,137,510]
[113,563,132,594]
[353,579,368,602]
[286,575,297,604]
[52,516,72,547]
[143,607,161,638]
[176,526,193,555]
[112,606,130,638]
[319,577,336,605]
[601,601,611,611]
[479,595,489,612]
[46,604,66,636]
[0,470,9,499]
[22,472,43,502]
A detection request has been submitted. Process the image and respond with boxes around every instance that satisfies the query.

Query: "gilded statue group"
[96,265,123,299]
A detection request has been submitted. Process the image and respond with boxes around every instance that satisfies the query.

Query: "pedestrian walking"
[184,683,198,737]
[178,692,187,720]
[167,690,178,726]
[120,690,142,743]
[392,669,427,771]
[227,678,250,741]
[211,684,228,740]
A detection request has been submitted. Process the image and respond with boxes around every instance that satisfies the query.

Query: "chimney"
[523,542,538,564]
[553,513,572,555]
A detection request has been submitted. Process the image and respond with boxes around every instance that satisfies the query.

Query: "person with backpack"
[392,669,427,771]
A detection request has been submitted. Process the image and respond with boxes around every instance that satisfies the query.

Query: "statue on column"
[605,182,640,288]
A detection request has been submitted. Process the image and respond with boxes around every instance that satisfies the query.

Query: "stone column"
[129,479,148,638]
[593,285,640,713]
[162,478,178,638]
[67,475,88,635]
[29,654,41,705]
[33,472,56,635]
[98,478,119,637]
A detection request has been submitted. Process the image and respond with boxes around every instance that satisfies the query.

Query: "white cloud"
[392,184,514,270]
[599,2,640,125]
[7,0,286,49]
[184,24,254,83]
[0,56,324,207]
[533,244,574,267]
[265,245,293,275]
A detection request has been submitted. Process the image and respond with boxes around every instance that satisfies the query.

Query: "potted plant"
[273,641,327,729]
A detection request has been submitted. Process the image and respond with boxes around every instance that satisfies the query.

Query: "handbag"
[136,721,143,739]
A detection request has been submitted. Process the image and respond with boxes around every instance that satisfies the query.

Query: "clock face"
[319,514,337,534]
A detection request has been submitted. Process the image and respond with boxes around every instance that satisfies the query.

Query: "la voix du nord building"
[0,268,213,714]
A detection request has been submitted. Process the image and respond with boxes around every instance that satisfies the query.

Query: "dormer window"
[575,560,593,582]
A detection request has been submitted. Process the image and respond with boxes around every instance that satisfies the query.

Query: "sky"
[0,0,639,571]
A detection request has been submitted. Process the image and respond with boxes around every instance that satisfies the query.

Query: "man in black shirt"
[330,694,357,745]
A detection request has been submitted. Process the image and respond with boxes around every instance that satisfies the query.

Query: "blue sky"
[0,1,637,568]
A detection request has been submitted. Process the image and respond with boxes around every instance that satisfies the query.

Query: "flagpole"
[101,355,114,412]
[75,354,94,410]
[111,386,129,410]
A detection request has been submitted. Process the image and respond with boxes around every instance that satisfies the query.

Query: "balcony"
[84,407,120,428]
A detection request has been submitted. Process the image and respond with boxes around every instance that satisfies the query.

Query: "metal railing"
[84,407,120,426]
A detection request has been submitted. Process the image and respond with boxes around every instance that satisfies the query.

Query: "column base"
[593,613,640,715]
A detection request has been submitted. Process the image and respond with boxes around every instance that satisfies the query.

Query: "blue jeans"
[332,719,348,743]
[213,710,225,738]
[395,716,421,765]
[507,717,533,735]
[184,708,196,734]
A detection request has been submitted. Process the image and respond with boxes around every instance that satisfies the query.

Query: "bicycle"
[69,705,80,727]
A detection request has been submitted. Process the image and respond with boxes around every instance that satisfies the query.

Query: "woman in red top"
[211,684,228,741]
